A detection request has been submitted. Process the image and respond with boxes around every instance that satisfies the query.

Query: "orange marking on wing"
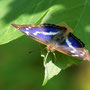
[56,48,69,56]
[57,22,72,36]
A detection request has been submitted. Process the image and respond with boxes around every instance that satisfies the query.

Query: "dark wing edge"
[69,33,85,48]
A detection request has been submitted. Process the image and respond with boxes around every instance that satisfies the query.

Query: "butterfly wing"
[57,22,72,36]
[12,23,90,61]
[56,33,90,61]
[12,24,67,45]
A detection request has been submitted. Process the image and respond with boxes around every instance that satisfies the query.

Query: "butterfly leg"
[42,51,50,67]
[51,51,56,63]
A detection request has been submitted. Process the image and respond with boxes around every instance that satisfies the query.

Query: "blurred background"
[0,0,90,90]
[0,34,90,90]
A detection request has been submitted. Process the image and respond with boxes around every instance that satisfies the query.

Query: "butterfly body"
[12,23,90,61]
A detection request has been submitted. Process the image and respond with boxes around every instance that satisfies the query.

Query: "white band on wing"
[66,37,76,52]
[33,31,59,35]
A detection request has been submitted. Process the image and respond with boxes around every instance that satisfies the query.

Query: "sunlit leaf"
[42,60,61,86]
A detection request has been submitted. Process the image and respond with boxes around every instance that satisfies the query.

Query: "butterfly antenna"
[42,47,47,50]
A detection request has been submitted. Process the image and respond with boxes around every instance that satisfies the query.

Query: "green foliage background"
[0,0,90,90]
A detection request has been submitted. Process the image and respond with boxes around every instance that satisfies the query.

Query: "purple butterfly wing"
[56,33,90,61]
[12,24,90,61]
[12,24,67,45]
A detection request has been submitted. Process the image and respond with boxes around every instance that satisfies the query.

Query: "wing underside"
[12,24,67,45]
[12,24,90,61]
[56,33,90,61]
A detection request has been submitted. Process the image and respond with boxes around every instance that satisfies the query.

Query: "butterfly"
[12,23,90,61]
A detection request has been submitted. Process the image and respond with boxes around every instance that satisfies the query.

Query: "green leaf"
[41,49,61,86]
[0,0,51,45]
[0,0,90,86]
[0,0,90,46]
[42,61,61,86]
[41,46,82,86]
